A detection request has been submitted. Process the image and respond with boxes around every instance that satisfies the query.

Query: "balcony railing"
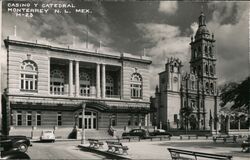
[50,91,121,99]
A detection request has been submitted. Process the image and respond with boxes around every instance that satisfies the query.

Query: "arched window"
[210,83,214,93]
[191,100,196,110]
[80,72,91,96]
[209,46,212,54]
[205,82,209,93]
[20,60,38,91]
[192,67,196,74]
[205,46,208,53]
[205,64,208,74]
[193,49,197,58]
[210,65,214,75]
[50,70,64,95]
[191,81,195,90]
[131,73,142,98]
[170,65,174,72]
[106,75,114,97]
[198,66,201,75]
[198,46,201,52]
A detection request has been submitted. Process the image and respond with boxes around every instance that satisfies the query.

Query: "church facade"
[153,12,220,133]
[2,37,152,136]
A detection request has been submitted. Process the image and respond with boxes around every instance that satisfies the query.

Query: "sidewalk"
[79,139,250,160]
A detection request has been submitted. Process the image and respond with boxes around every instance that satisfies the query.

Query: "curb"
[78,145,131,159]
[30,139,81,142]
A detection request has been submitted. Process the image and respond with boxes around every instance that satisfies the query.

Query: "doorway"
[78,111,97,129]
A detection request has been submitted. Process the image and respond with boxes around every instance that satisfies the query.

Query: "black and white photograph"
[0,0,249,159]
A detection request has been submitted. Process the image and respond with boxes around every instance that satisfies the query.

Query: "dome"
[195,26,210,36]
[195,12,210,39]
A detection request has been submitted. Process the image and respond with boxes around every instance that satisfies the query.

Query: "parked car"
[122,129,150,139]
[0,135,32,152]
[1,147,30,159]
[150,129,173,137]
[0,137,30,159]
[40,130,55,142]
[241,137,250,153]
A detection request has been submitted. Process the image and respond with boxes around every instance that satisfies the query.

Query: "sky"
[1,1,249,95]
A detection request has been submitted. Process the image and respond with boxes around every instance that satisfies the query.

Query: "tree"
[220,77,250,112]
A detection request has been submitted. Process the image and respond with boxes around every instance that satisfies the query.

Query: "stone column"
[120,66,123,99]
[96,63,100,98]
[69,60,73,96]
[102,64,106,98]
[75,61,79,97]
[48,57,51,94]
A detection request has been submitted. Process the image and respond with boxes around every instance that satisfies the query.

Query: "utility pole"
[0,0,2,132]
[81,103,86,144]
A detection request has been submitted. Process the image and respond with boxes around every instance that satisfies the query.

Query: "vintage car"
[149,129,173,137]
[241,137,250,153]
[40,130,56,142]
[122,129,150,139]
[0,137,30,159]
[0,135,32,152]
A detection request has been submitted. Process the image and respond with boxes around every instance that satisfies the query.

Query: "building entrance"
[78,111,97,129]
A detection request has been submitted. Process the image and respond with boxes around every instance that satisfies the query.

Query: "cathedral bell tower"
[189,11,217,95]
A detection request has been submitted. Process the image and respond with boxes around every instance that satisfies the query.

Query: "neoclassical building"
[2,37,152,137]
[153,12,220,133]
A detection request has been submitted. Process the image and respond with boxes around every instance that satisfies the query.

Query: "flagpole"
[86,12,89,49]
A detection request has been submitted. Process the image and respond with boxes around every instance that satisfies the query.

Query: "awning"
[10,100,151,113]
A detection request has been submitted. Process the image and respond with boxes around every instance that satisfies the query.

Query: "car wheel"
[17,143,28,152]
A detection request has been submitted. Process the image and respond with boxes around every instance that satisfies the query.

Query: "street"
[25,138,250,160]
[27,140,106,159]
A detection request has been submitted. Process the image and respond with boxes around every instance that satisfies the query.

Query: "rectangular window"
[30,81,33,90]
[27,111,32,126]
[57,112,62,126]
[93,118,96,129]
[174,114,178,123]
[84,118,87,129]
[111,114,117,126]
[25,81,29,90]
[36,112,41,126]
[128,114,132,126]
[10,113,13,125]
[17,111,22,126]
[21,80,24,89]
[35,81,38,90]
[134,114,139,126]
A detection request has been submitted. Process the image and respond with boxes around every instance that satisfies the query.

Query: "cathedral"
[153,12,220,133]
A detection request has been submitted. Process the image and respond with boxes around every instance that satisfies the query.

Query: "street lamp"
[81,103,86,144]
